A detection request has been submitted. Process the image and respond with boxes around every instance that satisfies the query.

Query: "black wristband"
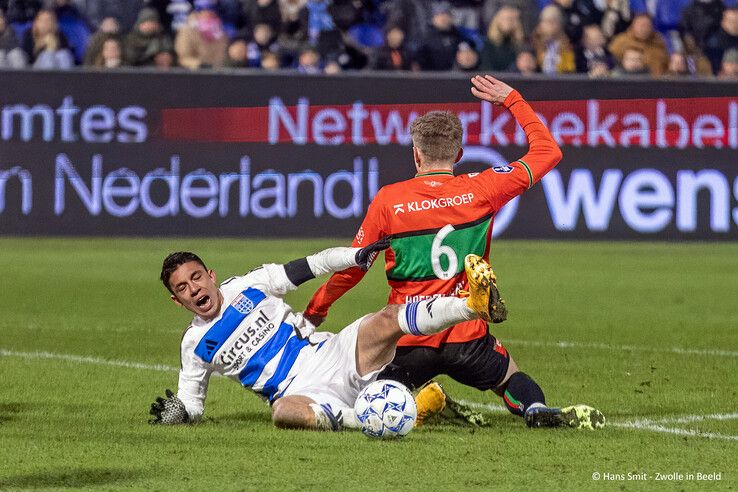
[284,257,315,286]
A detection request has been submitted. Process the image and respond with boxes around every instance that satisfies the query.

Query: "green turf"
[1,238,736,491]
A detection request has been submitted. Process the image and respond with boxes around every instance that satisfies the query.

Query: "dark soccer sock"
[501,372,546,417]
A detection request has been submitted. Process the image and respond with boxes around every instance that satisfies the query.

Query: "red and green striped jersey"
[306,90,562,348]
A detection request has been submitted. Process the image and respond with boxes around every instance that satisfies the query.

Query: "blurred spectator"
[144,0,175,33]
[575,23,614,73]
[279,0,308,36]
[599,0,630,38]
[448,0,482,30]
[90,35,123,67]
[167,0,192,31]
[243,0,282,32]
[513,46,538,74]
[531,5,576,74]
[718,47,738,77]
[610,45,649,75]
[3,0,41,23]
[175,3,228,69]
[230,22,278,67]
[303,0,335,44]
[297,44,321,71]
[327,0,364,32]
[587,60,610,76]
[83,16,119,65]
[373,26,414,70]
[680,0,724,49]
[261,49,280,68]
[666,50,689,74]
[22,8,74,68]
[415,2,463,70]
[75,0,145,33]
[153,47,175,68]
[324,58,340,72]
[481,0,539,36]
[124,7,174,66]
[49,0,90,63]
[453,40,479,70]
[224,37,249,66]
[704,8,738,72]
[252,22,277,50]
[296,0,351,65]
[215,0,244,31]
[630,0,692,34]
[551,0,601,44]
[0,6,28,67]
[608,13,668,75]
[678,33,714,75]
[479,5,523,71]
[382,0,431,51]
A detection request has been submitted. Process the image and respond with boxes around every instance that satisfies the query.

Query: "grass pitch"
[0,238,736,490]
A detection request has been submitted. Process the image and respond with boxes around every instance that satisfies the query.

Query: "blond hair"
[487,6,524,47]
[410,111,463,163]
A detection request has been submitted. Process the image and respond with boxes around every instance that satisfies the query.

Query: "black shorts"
[378,333,511,391]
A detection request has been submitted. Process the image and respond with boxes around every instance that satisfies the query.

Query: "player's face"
[169,261,223,320]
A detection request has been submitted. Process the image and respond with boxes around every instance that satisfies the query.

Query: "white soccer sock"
[526,402,547,413]
[309,403,360,431]
[397,297,476,336]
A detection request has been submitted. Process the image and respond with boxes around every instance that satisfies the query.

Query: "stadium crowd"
[0,0,737,77]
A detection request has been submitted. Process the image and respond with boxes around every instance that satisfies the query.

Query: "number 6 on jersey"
[431,224,458,280]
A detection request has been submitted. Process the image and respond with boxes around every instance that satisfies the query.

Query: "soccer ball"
[354,379,417,439]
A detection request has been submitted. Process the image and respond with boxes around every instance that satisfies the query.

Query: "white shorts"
[279,315,382,409]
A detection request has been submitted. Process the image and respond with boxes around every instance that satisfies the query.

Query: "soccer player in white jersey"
[149,240,507,431]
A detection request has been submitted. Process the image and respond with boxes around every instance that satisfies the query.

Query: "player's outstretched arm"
[254,237,390,299]
[305,191,389,326]
[471,75,562,186]
[283,237,389,287]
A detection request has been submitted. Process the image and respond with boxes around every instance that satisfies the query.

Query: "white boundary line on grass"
[0,349,177,372]
[504,339,738,358]
[3,347,738,442]
[609,422,738,441]
[457,399,738,442]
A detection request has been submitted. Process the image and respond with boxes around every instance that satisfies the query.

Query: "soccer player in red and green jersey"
[305,75,604,429]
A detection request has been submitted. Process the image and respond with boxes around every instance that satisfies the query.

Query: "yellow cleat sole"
[464,254,507,323]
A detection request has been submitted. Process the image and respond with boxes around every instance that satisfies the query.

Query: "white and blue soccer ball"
[354,379,417,439]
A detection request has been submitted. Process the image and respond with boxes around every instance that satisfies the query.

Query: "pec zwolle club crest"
[232,294,255,315]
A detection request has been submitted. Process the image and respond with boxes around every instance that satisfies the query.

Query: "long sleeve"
[304,267,367,318]
[505,89,563,184]
[239,247,362,300]
[470,89,562,211]
[177,330,212,422]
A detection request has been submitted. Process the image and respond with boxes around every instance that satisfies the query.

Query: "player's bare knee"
[271,398,310,429]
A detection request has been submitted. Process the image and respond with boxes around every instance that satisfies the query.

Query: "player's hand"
[355,236,390,271]
[304,312,326,327]
[470,75,514,105]
[149,389,189,425]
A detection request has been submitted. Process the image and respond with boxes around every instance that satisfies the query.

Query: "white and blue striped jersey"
[176,263,323,421]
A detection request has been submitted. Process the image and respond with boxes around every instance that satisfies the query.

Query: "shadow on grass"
[209,411,273,425]
[0,402,30,423]
[0,468,139,489]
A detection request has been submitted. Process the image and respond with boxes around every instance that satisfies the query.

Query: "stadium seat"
[58,17,91,64]
[348,23,385,48]
[10,21,31,43]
